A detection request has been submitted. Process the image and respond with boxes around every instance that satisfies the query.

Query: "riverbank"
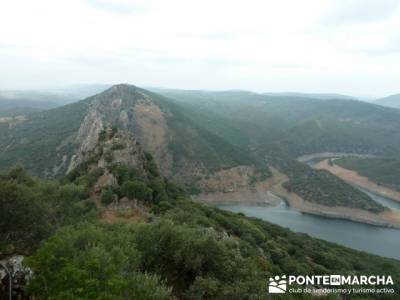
[314,159,400,203]
[194,165,400,229]
[267,167,400,229]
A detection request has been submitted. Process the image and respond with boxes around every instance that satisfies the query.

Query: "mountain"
[0,97,59,117]
[153,89,400,157]
[152,88,400,212]
[0,84,111,117]
[2,85,400,214]
[0,84,258,188]
[47,83,112,100]
[263,92,356,100]
[375,94,400,109]
[2,128,400,299]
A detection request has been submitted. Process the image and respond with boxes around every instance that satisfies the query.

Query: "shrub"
[122,180,153,202]
[101,188,116,205]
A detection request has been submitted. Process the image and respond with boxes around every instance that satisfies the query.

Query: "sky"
[0,0,399,97]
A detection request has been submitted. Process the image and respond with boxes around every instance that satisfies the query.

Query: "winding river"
[218,160,400,260]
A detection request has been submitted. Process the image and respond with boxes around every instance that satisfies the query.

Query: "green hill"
[375,94,400,109]
[152,89,400,211]
[3,85,400,212]
[1,131,399,299]
[153,89,400,157]
[2,85,398,212]
[0,85,257,187]
[335,156,400,191]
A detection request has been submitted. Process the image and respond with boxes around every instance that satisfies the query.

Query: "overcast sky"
[1,0,399,97]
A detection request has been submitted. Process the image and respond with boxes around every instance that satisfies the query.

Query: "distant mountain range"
[0,84,111,116]
[374,94,400,109]
[263,92,356,100]
[2,84,400,214]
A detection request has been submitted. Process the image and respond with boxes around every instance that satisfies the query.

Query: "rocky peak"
[66,84,172,176]
[73,126,148,176]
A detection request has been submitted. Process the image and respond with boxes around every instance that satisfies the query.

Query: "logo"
[267,274,394,295]
[268,275,287,293]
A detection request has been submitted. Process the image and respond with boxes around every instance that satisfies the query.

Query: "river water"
[218,161,400,260]
[219,200,400,260]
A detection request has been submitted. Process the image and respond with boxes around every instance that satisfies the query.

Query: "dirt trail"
[315,159,400,203]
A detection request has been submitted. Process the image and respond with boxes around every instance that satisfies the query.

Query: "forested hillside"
[154,89,400,157]
[0,99,90,176]
[375,94,400,109]
[335,156,400,191]
[2,85,398,212]
[1,130,399,299]
[0,85,258,186]
[152,89,400,211]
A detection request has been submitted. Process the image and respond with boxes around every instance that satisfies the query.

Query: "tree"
[122,180,153,202]
[26,223,173,300]
[101,188,116,205]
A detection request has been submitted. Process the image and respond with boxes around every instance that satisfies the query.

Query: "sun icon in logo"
[268,275,287,293]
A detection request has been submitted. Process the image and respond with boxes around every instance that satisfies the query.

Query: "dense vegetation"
[2,162,399,299]
[0,165,96,254]
[153,89,400,211]
[2,85,400,212]
[151,92,256,174]
[271,158,385,213]
[155,89,400,157]
[0,94,64,117]
[0,99,89,177]
[335,157,400,191]
[0,85,260,183]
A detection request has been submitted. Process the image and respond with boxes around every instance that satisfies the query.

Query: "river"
[218,160,400,260]
[219,199,400,260]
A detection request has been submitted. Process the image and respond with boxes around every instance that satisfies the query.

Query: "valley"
[3,2,400,298]
[2,84,400,227]
[2,84,400,298]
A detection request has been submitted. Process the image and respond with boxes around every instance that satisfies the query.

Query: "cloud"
[323,0,399,25]
[0,0,400,96]
[85,0,151,14]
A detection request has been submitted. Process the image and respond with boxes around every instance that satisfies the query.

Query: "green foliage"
[27,223,172,300]
[100,187,116,205]
[121,180,153,202]
[135,220,268,299]
[0,166,96,253]
[104,150,113,163]
[110,141,125,150]
[335,157,400,191]
[2,163,400,299]
[75,167,104,188]
[98,129,107,142]
[144,152,160,177]
[0,100,89,177]
[112,165,140,185]
[26,198,400,300]
[275,158,384,213]
[152,89,400,208]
